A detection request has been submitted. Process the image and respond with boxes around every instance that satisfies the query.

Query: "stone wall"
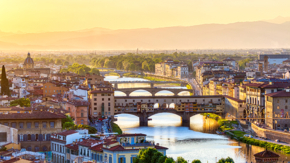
[251,123,290,143]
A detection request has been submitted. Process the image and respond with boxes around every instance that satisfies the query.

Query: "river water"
[105,76,290,163]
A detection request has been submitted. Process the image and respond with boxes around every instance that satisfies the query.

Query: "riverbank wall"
[250,123,290,143]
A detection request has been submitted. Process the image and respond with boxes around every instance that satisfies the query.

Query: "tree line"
[133,148,234,163]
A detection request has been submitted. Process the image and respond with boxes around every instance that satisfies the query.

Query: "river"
[105,76,290,163]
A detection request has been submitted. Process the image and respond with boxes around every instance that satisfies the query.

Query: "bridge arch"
[114,91,127,96]
[169,103,175,108]
[178,91,192,96]
[129,89,152,97]
[155,90,175,96]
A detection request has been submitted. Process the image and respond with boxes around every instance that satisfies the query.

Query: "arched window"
[31,134,35,141]
[27,134,31,141]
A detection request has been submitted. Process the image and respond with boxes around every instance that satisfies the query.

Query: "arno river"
[105,76,290,163]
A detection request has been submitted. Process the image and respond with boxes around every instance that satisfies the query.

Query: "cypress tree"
[1,65,10,96]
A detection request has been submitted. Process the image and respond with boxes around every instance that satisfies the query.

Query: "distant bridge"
[115,87,193,96]
[110,80,188,89]
[99,70,127,77]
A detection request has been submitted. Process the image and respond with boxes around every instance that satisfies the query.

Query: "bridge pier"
[150,83,154,88]
[114,84,118,89]
[139,112,148,126]
[182,112,191,127]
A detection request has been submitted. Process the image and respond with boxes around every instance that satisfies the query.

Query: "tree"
[164,157,175,163]
[1,65,10,96]
[157,156,167,163]
[218,157,234,163]
[10,98,31,107]
[192,160,201,163]
[55,59,63,65]
[63,122,74,129]
[177,157,188,163]
[142,61,149,71]
[151,151,163,163]
[89,68,100,75]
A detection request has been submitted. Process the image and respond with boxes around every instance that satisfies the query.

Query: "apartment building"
[0,111,65,152]
[65,100,90,125]
[51,130,88,163]
[155,59,189,79]
[89,81,114,118]
[265,87,290,130]
[43,82,69,97]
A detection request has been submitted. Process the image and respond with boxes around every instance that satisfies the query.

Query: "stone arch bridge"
[115,109,222,126]
[115,87,193,96]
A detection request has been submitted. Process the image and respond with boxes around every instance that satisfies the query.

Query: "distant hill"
[264,16,290,24]
[0,21,290,50]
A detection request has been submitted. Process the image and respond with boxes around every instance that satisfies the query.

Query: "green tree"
[164,157,175,163]
[151,151,163,163]
[10,98,31,107]
[142,61,149,71]
[1,65,10,96]
[192,160,201,163]
[55,59,63,65]
[157,156,167,163]
[89,68,100,75]
[177,157,188,163]
[218,157,234,163]
[63,122,74,129]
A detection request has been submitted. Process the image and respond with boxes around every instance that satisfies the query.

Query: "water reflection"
[115,113,290,163]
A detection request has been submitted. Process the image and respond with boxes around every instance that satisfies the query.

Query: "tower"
[264,55,269,72]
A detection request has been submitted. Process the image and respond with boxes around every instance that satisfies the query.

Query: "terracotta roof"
[66,143,79,151]
[89,144,103,152]
[90,90,114,93]
[254,150,280,158]
[265,90,290,97]
[57,130,77,136]
[225,96,245,103]
[0,112,66,120]
[78,138,102,147]
[117,133,146,137]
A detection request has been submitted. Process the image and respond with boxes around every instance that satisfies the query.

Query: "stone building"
[0,124,20,150]
[155,59,188,79]
[245,82,290,123]
[265,87,290,130]
[0,111,66,151]
[43,82,69,97]
[23,52,34,69]
[65,100,90,125]
[224,96,246,119]
[88,81,114,118]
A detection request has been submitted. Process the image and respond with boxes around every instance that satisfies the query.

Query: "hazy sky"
[1,0,290,33]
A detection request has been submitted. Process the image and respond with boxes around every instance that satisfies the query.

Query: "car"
[275,139,280,142]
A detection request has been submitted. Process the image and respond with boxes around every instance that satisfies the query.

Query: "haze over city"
[1,0,290,50]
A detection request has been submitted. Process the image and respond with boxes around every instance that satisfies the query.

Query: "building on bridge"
[155,59,189,79]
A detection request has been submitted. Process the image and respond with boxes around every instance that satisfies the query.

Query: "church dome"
[24,52,34,65]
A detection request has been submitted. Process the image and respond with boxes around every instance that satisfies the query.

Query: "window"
[277,106,280,109]
[102,98,104,101]
[108,98,110,101]
[101,94,104,96]
[286,106,288,109]
[18,123,23,128]
[0,132,7,142]
[42,122,47,128]
[277,99,279,103]
[286,100,288,103]
[50,122,55,128]
[94,103,97,105]
[94,107,97,110]
[11,122,16,128]
[108,94,111,96]
[108,103,110,106]
[108,107,110,111]
[133,100,135,102]
[81,113,83,117]
[94,98,97,101]
[125,100,127,102]
[27,122,31,129]
[4,123,8,126]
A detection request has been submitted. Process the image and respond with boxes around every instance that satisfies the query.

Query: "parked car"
[275,139,280,142]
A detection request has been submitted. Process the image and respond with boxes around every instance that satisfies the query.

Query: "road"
[188,78,202,95]
[91,118,112,134]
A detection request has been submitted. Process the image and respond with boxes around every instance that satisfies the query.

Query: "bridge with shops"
[114,95,224,126]
[115,87,193,97]
[111,80,188,89]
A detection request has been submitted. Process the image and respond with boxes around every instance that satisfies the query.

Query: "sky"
[1,0,290,33]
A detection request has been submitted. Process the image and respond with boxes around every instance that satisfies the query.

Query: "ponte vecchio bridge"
[114,95,225,126]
